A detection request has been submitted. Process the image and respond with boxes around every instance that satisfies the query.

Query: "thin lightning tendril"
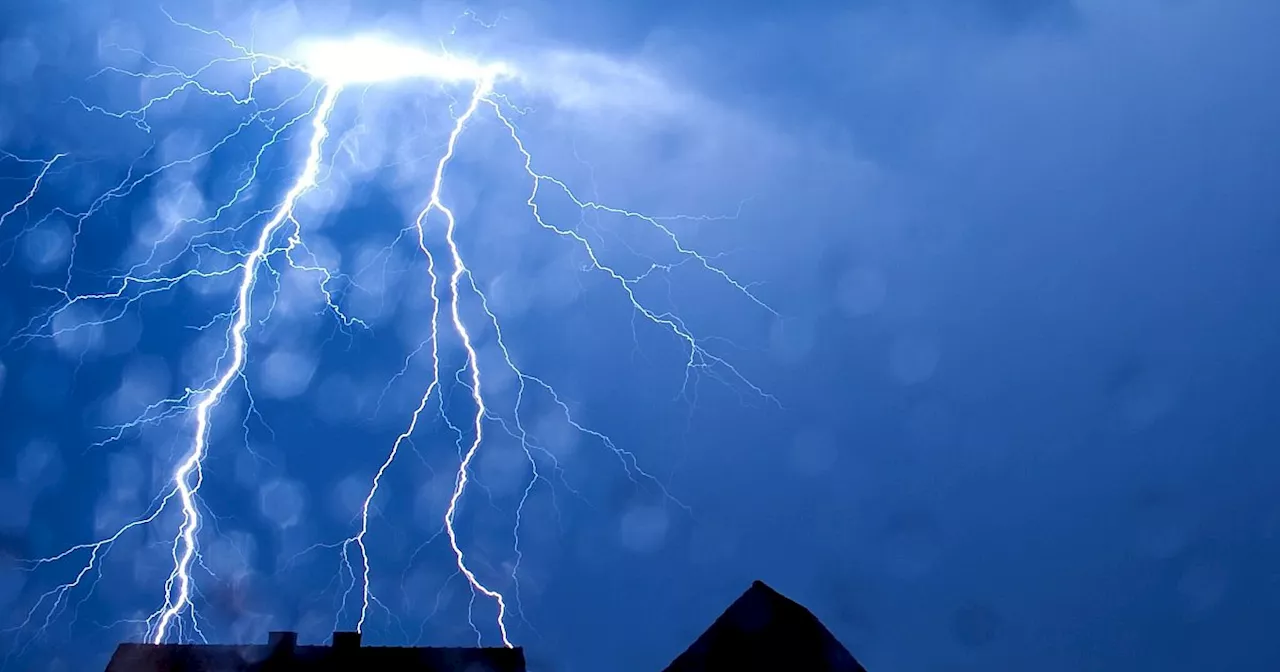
[2,11,774,662]
[0,152,66,232]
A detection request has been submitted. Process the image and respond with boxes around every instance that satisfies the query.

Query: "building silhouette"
[103,631,524,672]
[104,581,864,671]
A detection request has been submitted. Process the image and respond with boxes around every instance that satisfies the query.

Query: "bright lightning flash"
[2,13,774,664]
[294,35,510,85]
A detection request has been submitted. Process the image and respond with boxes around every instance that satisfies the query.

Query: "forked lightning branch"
[2,15,774,656]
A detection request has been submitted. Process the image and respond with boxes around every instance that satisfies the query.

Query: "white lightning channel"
[433,77,513,648]
[346,73,511,644]
[149,85,341,644]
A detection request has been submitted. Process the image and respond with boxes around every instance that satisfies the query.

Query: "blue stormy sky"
[2,0,1280,670]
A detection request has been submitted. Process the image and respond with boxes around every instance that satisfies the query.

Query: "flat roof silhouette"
[661,580,868,672]
[103,631,525,672]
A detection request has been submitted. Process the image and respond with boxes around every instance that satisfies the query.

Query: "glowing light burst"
[3,14,774,662]
[294,35,510,85]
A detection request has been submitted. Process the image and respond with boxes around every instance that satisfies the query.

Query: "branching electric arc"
[2,11,774,661]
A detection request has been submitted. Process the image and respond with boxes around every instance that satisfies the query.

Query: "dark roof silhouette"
[661,580,868,672]
[103,631,525,672]
[103,581,861,672]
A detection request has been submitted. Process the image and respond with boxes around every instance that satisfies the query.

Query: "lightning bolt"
[149,84,342,643]
[2,9,775,664]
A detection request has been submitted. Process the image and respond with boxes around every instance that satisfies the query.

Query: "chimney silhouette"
[332,631,362,649]
[266,631,297,651]
[266,631,297,661]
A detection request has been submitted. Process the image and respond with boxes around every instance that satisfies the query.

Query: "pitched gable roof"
[661,580,868,672]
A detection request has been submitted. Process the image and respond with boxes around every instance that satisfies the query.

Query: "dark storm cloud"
[881,0,1080,28]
